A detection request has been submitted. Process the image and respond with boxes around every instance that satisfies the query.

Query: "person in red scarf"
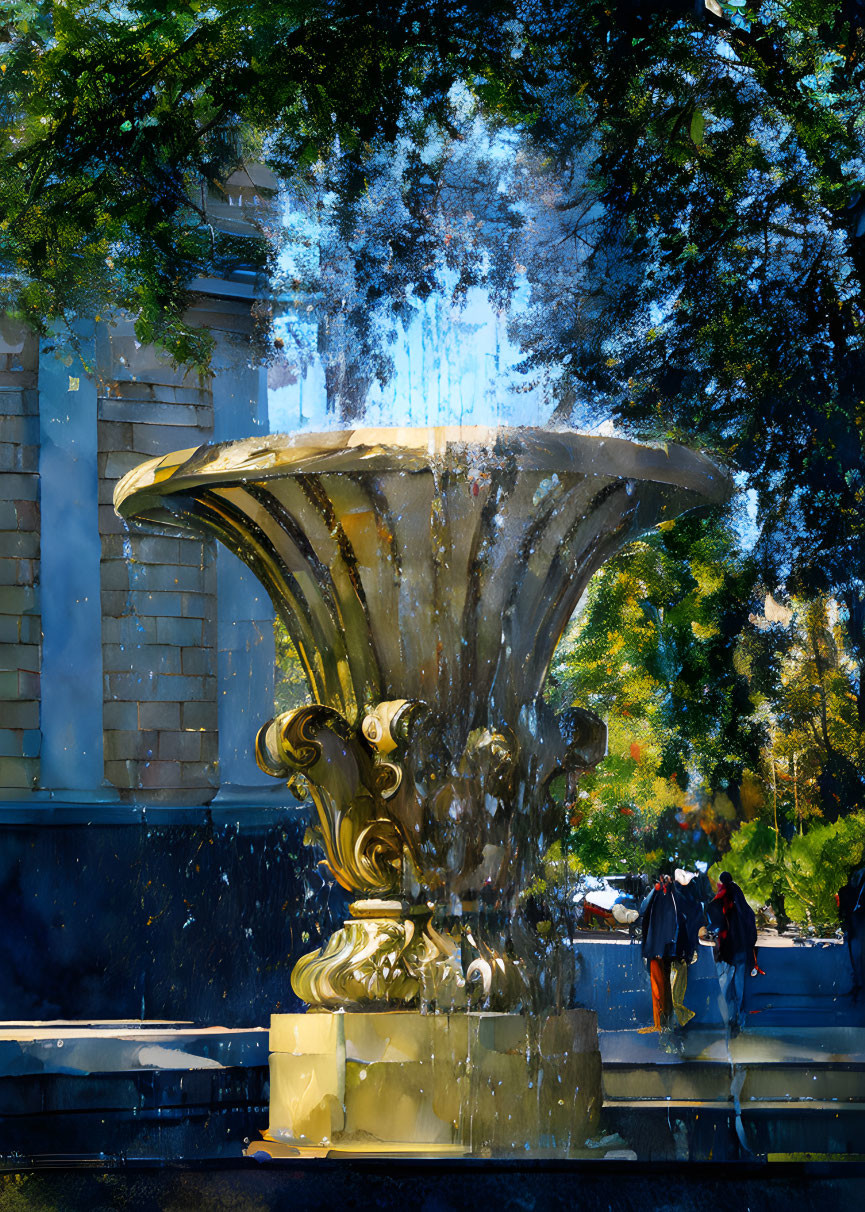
[706,871,758,1037]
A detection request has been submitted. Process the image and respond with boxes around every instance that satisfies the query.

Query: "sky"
[266,278,555,434]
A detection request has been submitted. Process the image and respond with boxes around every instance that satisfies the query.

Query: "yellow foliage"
[712,791,736,821]
[648,776,686,814]
[691,560,724,597]
[739,771,764,820]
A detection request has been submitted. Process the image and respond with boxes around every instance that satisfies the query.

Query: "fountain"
[115,425,729,1155]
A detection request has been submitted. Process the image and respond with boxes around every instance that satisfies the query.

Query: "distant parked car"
[572,874,643,932]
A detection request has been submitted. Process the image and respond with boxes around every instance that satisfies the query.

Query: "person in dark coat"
[706,870,758,1036]
[638,874,680,1032]
[693,868,714,907]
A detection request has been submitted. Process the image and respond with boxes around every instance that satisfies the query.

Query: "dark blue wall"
[571,934,863,1029]
[0,806,348,1025]
[2,806,861,1029]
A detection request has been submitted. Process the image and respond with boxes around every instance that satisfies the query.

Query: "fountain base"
[256,1008,601,1158]
[290,900,528,1011]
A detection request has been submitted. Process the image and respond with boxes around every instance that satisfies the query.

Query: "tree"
[547,508,763,875]
[713,813,865,934]
[4,6,863,598]
[0,0,528,365]
[274,619,308,715]
[493,1,865,726]
[4,1,864,781]
[739,593,865,822]
[535,1,865,725]
[550,539,864,894]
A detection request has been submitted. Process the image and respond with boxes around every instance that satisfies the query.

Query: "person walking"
[638,874,678,1034]
[669,869,703,1029]
[706,870,758,1037]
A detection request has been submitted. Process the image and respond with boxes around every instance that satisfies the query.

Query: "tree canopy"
[544,509,864,919]
[3,3,863,593]
[547,509,760,874]
[1,0,527,362]
[4,3,864,854]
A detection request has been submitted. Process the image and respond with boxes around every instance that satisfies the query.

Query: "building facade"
[0,169,344,1026]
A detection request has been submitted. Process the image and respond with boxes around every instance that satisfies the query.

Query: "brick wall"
[0,319,40,795]
[97,317,219,804]
[1,164,277,804]
[97,294,264,804]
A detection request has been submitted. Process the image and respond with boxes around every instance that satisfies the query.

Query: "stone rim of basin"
[114,426,731,516]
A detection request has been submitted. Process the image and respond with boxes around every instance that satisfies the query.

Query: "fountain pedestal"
[257,1008,601,1158]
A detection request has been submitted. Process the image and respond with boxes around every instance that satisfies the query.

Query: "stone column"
[38,324,108,799]
[96,316,217,805]
[211,330,277,797]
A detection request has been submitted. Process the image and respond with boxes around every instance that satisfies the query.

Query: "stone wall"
[0,162,278,809]
[0,296,275,807]
[0,166,303,1024]
[0,807,346,1025]
[0,319,40,796]
[97,317,219,804]
[94,291,271,803]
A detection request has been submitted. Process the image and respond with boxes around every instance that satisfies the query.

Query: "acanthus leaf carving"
[256,704,407,898]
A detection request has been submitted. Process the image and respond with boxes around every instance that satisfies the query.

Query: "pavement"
[0,1006,861,1165]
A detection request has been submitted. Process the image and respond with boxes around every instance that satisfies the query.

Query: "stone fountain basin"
[113,427,732,1151]
[114,425,730,729]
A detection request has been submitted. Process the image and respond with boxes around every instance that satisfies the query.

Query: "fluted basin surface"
[116,426,726,722]
[116,426,729,1009]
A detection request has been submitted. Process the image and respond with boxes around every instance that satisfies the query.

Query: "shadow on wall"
[0,811,348,1025]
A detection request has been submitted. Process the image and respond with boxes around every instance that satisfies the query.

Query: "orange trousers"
[649,957,672,1030]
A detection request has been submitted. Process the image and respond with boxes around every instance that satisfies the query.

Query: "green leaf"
[690,110,705,147]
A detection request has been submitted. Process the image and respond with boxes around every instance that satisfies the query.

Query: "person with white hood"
[669,868,703,1029]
